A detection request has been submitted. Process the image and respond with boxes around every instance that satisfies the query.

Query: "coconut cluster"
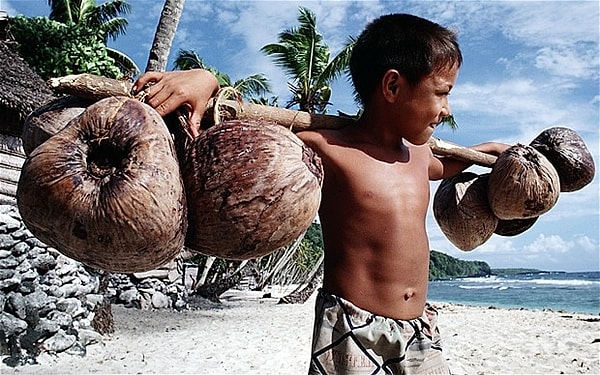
[434,127,595,251]
[17,96,323,272]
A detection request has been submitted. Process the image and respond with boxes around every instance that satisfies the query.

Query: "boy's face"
[391,66,459,145]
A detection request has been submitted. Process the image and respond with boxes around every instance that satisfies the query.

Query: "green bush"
[9,16,121,80]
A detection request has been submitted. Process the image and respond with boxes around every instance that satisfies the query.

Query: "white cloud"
[535,45,598,80]
[499,2,598,46]
[524,233,572,254]
[3,1,18,16]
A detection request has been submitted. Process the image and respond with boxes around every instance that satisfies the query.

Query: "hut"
[0,38,56,204]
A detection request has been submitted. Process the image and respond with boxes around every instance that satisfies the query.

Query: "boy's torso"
[299,127,433,320]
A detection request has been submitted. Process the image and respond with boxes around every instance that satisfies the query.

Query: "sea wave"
[454,276,600,288]
[458,285,516,290]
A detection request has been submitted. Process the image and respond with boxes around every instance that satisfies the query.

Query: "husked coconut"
[21,95,93,155]
[530,126,595,192]
[487,144,560,220]
[495,216,539,237]
[17,96,187,273]
[182,120,323,260]
[433,172,498,251]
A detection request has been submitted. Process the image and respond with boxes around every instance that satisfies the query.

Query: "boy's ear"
[381,69,406,102]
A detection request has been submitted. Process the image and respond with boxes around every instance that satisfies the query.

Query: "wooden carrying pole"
[48,73,498,167]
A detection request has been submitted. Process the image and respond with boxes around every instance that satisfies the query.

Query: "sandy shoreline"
[2,289,599,374]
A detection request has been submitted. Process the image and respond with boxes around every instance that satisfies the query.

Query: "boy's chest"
[321,148,431,204]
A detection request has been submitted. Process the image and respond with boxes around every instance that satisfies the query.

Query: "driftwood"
[47,73,496,167]
[48,74,134,101]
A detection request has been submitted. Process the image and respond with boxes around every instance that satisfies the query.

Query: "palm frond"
[233,74,272,99]
[439,114,459,129]
[174,49,206,70]
[317,36,355,87]
[48,0,76,24]
[90,0,130,40]
[106,47,140,77]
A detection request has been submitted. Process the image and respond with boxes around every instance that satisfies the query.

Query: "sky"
[4,0,599,272]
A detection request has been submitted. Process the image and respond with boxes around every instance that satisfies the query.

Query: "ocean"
[427,271,600,315]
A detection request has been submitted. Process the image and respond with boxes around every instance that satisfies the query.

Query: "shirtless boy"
[134,13,507,375]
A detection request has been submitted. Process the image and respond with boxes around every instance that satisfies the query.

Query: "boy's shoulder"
[297,128,342,147]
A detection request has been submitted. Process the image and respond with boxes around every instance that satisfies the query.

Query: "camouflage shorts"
[309,290,450,375]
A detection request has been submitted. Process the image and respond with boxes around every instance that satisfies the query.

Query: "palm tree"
[261,7,355,114]
[47,0,130,42]
[174,49,272,101]
[145,0,184,72]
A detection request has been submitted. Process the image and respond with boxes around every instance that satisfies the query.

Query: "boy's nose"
[440,103,451,117]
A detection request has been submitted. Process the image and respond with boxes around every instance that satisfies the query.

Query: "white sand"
[2,290,599,374]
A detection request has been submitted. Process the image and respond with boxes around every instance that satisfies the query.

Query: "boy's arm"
[429,142,510,180]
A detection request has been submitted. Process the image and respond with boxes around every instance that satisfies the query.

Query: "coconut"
[17,96,187,273]
[21,95,93,156]
[494,217,539,237]
[433,172,498,251]
[182,120,323,260]
[487,144,560,220]
[530,126,595,192]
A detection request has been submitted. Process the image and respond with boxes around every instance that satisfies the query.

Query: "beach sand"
[2,289,598,374]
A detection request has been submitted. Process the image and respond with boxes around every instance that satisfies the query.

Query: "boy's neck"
[356,108,405,149]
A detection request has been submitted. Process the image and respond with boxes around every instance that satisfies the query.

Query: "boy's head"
[350,13,462,105]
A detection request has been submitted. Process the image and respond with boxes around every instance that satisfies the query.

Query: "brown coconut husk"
[487,144,560,220]
[182,120,323,260]
[530,126,595,192]
[21,95,93,155]
[433,172,498,251]
[17,96,187,273]
[494,216,539,237]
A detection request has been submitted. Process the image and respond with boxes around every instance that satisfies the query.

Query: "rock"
[11,242,29,256]
[64,341,86,356]
[29,253,57,273]
[151,291,170,309]
[41,330,76,353]
[133,269,169,280]
[118,289,139,305]
[35,318,61,335]
[0,312,27,336]
[85,294,104,309]
[23,290,55,312]
[6,292,26,319]
[0,277,20,291]
[0,214,21,232]
[77,329,103,346]
[47,311,73,329]
[56,298,83,317]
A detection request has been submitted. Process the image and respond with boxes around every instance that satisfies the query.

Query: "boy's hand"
[133,69,220,136]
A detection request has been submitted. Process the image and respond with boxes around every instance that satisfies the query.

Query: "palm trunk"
[255,232,305,290]
[194,256,216,288]
[145,0,185,72]
[278,253,323,304]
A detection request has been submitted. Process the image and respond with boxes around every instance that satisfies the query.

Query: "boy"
[134,13,507,375]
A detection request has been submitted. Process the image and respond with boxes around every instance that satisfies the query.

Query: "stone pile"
[0,205,104,365]
[106,260,191,311]
[0,203,195,366]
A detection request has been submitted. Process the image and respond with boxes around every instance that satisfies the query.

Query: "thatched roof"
[0,41,55,137]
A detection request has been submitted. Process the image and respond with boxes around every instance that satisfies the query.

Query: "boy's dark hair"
[350,13,462,105]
